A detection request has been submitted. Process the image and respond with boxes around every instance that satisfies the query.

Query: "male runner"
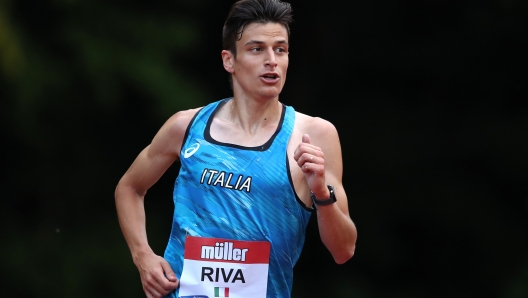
[115,0,357,297]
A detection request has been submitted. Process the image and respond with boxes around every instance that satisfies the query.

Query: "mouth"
[260,73,280,83]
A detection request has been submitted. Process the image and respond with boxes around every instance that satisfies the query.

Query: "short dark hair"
[223,0,293,57]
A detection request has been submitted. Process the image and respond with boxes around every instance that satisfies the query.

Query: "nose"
[265,48,278,68]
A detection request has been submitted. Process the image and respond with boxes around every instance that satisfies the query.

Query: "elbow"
[334,244,355,265]
[114,183,124,203]
[115,181,144,201]
[114,182,137,205]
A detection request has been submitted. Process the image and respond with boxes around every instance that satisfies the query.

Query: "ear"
[221,50,235,73]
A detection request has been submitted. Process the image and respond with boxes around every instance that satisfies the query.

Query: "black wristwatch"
[311,185,337,209]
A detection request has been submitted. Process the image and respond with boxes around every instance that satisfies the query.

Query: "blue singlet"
[164,98,312,297]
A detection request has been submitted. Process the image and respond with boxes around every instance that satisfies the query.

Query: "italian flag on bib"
[215,287,229,297]
[178,236,271,298]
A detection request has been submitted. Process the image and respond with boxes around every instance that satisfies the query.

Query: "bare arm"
[294,119,357,264]
[114,108,199,297]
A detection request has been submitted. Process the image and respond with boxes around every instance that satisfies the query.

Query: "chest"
[207,125,311,206]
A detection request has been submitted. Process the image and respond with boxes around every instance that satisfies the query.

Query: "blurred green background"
[1,0,527,297]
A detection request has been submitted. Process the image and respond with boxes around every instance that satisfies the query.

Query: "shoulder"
[164,99,226,135]
[163,107,203,137]
[149,107,203,159]
[294,111,339,141]
[292,111,342,159]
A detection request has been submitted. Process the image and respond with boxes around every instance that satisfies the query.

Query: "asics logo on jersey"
[183,143,200,158]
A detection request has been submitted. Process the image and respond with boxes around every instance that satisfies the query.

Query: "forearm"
[115,184,154,263]
[315,203,357,264]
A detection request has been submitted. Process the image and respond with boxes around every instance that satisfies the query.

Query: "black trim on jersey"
[180,107,204,159]
[204,98,287,151]
[286,153,314,212]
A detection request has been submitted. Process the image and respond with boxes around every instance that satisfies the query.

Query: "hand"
[293,134,329,198]
[135,252,179,298]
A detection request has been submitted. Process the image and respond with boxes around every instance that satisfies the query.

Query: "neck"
[221,96,282,136]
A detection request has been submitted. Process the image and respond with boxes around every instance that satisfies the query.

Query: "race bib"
[178,236,270,298]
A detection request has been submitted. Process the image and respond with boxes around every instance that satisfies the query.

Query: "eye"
[275,47,288,54]
[250,47,262,52]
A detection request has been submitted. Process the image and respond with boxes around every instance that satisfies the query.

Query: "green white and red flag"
[214,287,229,297]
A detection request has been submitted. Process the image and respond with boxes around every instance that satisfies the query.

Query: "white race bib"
[178,236,271,298]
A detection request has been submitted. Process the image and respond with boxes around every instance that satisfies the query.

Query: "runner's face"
[227,22,289,100]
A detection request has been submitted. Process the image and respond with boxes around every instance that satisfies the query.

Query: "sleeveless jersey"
[163,98,313,298]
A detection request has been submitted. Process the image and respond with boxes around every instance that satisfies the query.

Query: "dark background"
[1,0,527,297]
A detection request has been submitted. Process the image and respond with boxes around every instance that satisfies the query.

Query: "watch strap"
[311,185,337,209]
